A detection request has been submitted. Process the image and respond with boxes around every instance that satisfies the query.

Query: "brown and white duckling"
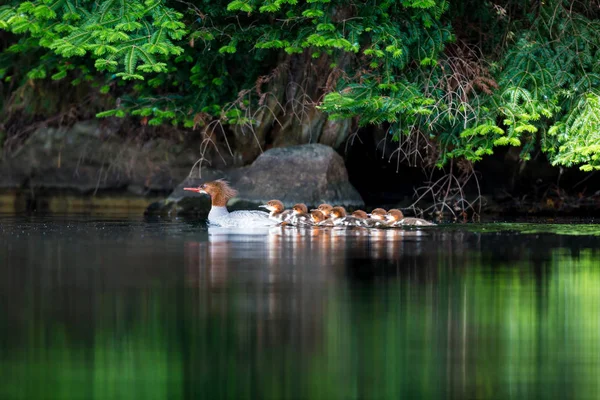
[312,204,334,219]
[260,199,294,224]
[291,203,312,226]
[386,209,436,226]
[310,210,333,226]
[366,208,389,228]
[351,210,369,219]
[329,206,365,227]
[352,209,383,228]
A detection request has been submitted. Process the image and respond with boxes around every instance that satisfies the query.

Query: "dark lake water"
[1,215,600,399]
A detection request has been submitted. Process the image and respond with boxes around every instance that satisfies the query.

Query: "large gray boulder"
[148,143,364,215]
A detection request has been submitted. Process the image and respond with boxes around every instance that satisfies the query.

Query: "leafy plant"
[2,0,600,174]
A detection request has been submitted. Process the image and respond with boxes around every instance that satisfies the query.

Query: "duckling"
[312,204,334,219]
[386,209,436,226]
[310,210,333,226]
[329,206,366,227]
[367,208,389,228]
[290,203,312,227]
[352,209,384,228]
[351,210,369,219]
[260,199,294,225]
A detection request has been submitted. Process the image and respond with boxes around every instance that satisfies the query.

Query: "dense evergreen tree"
[1,0,600,171]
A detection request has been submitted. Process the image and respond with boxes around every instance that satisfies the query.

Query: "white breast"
[210,210,276,228]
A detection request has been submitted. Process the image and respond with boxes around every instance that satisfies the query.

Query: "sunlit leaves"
[227,0,254,13]
[302,9,324,18]
[549,92,600,170]
[460,123,504,138]
[218,44,237,54]
[0,0,187,81]
[405,0,437,8]
[316,23,335,32]
[95,58,118,72]
[255,39,290,49]
[115,21,143,31]
[5,0,600,175]
[96,108,126,118]
[488,5,600,170]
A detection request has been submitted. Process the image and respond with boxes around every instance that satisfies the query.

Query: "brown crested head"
[352,210,368,219]
[316,204,333,216]
[292,203,308,215]
[183,179,237,207]
[387,209,404,222]
[262,199,285,213]
[370,208,388,220]
[330,206,347,219]
[310,210,326,223]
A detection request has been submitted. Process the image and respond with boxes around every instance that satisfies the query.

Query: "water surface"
[1,215,599,399]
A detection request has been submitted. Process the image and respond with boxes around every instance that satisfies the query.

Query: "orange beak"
[183,187,201,192]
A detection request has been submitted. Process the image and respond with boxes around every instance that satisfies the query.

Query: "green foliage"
[459,1,600,170]
[320,0,600,170]
[0,0,185,80]
[2,0,600,172]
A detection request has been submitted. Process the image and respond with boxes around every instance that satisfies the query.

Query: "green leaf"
[316,23,335,32]
[227,0,254,12]
[493,137,510,146]
[96,109,119,118]
[115,72,144,80]
[218,45,237,54]
[302,9,324,18]
[27,67,47,79]
[95,59,118,72]
[508,137,522,146]
[51,69,67,80]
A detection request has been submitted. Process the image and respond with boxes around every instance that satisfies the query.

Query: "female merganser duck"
[310,210,334,226]
[183,180,276,227]
[260,199,294,224]
[329,206,366,227]
[386,209,436,226]
[290,203,312,226]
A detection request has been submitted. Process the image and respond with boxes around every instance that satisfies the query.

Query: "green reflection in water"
[452,223,600,236]
[301,249,600,399]
[1,292,182,399]
[92,294,183,399]
[1,248,599,399]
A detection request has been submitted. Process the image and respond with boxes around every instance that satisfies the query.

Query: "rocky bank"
[0,121,363,214]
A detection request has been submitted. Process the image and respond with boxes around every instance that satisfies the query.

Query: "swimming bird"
[351,210,369,219]
[386,209,436,227]
[260,199,294,225]
[329,206,366,227]
[183,180,276,227]
[352,209,385,228]
[310,210,334,226]
[290,203,312,226]
[312,204,333,219]
[369,208,387,220]
[367,208,390,228]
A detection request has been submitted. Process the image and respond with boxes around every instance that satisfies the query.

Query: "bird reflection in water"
[184,225,428,290]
